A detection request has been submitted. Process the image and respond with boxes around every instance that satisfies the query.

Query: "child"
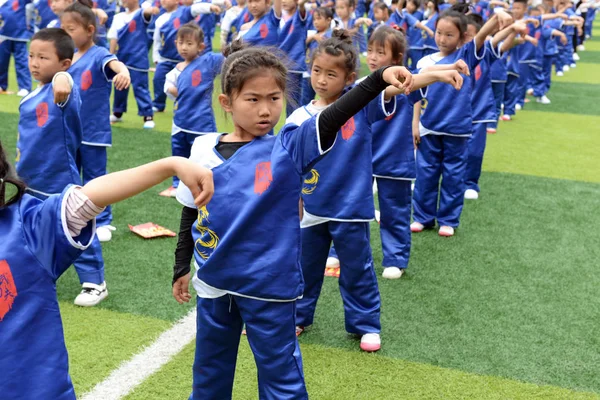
[537,3,567,103]
[421,0,439,56]
[410,8,513,237]
[488,41,508,133]
[174,41,413,397]
[406,0,425,69]
[32,0,58,32]
[107,0,158,128]
[162,23,224,196]
[366,25,463,279]
[236,0,282,45]
[279,0,308,116]
[0,140,213,399]
[47,0,108,29]
[302,6,333,105]
[62,1,130,243]
[15,28,109,306]
[152,0,223,112]
[0,0,32,96]
[334,0,369,63]
[220,0,248,48]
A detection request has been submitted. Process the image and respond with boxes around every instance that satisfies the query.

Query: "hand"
[363,18,373,27]
[526,18,540,28]
[513,21,528,35]
[113,70,131,91]
[223,0,232,9]
[53,74,72,104]
[172,274,192,304]
[439,70,463,90]
[382,66,413,95]
[94,8,109,25]
[412,126,421,149]
[174,159,214,207]
[453,59,470,76]
[560,34,568,45]
[150,6,161,15]
[495,10,514,30]
[210,4,222,13]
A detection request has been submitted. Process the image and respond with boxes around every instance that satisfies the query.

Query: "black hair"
[373,1,391,14]
[407,0,421,9]
[177,22,205,44]
[312,29,358,75]
[31,28,75,61]
[221,41,289,100]
[336,0,356,8]
[63,0,97,38]
[368,25,407,66]
[449,2,470,14]
[437,9,468,37]
[428,0,439,14]
[0,141,26,206]
[313,6,334,20]
[466,13,483,31]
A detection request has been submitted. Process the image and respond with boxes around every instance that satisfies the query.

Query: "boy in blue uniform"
[0,0,32,96]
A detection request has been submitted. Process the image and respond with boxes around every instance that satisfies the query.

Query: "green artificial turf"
[523,82,600,116]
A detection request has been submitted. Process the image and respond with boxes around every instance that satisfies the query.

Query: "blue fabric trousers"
[376,177,412,269]
[152,60,177,111]
[531,62,546,97]
[191,295,308,400]
[0,40,31,91]
[503,73,520,116]
[464,123,487,193]
[113,69,153,117]
[79,144,112,226]
[408,49,424,71]
[542,54,554,95]
[412,134,468,228]
[489,81,505,129]
[171,131,199,187]
[517,62,531,107]
[296,221,381,334]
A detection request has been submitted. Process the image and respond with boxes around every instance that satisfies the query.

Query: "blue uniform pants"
[503,73,520,116]
[542,54,554,95]
[562,35,574,66]
[489,81,505,129]
[517,63,531,107]
[301,76,315,107]
[412,134,468,228]
[408,49,423,71]
[171,131,199,187]
[531,63,546,97]
[287,72,304,117]
[464,123,487,193]
[0,40,31,91]
[113,69,153,117]
[553,45,565,73]
[79,144,112,226]
[192,295,307,400]
[376,178,412,269]
[152,60,177,111]
[296,221,381,334]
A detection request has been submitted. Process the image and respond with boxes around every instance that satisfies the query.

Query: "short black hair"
[31,28,75,61]
[467,13,483,31]
[514,0,528,4]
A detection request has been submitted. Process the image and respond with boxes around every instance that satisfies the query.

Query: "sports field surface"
[1,26,599,399]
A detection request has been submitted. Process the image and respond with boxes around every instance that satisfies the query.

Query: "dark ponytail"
[312,29,358,75]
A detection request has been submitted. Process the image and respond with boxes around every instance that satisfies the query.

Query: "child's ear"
[218,94,232,112]
[87,24,96,36]
[199,42,206,52]
[60,58,72,71]
[345,71,357,86]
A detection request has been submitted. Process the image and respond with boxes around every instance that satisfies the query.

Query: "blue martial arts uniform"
[502,44,521,117]
[238,7,280,46]
[489,43,508,129]
[0,0,32,92]
[421,12,438,56]
[301,28,331,106]
[279,8,309,116]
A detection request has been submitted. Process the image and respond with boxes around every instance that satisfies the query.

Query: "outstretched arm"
[273,0,282,18]
[476,10,514,50]
[384,70,463,99]
[107,60,131,91]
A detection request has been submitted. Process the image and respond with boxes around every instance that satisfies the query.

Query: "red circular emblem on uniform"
[244,13,250,22]
[192,70,202,87]
[36,102,49,127]
[341,116,355,140]
[81,69,93,91]
[259,23,269,39]
[474,64,482,81]
[254,161,272,195]
[129,19,137,33]
[174,17,181,29]
[12,0,18,11]
[0,260,18,321]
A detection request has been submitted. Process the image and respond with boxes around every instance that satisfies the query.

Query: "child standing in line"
[32,0,57,32]
[220,0,248,48]
[0,139,214,400]
[421,0,439,56]
[161,23,224,197]
[62,1,130,244]
[107,0,158,128]
[302,6,332,105]
[236,0,281,45]
[410,8,512,237]
[0,0,32,96]
[173,41,413,398]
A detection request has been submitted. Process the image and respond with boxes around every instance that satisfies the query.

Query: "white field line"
[80,309,197,400]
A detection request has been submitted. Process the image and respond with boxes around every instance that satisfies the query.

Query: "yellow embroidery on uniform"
[420,98,428,116]
[302,169,320,195]
[194,206,219,260]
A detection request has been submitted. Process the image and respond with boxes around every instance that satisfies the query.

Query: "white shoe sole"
[74,290,108,307]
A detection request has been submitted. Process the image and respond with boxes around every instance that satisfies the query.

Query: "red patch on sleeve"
[474,64,482,81]
[36,102,49,127]
[129,19,137,33]
[254,162,273,195]
[0,260,18,322]
[341,116,355,140]
[259,23,269,39]
[191,70,202,87]
[385,114,393,121]
[12,0,18,11]
[81,69,93,91]
[174,17,181,29]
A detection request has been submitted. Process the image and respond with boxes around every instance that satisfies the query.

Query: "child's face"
[312,13,331,31]
[435,18,462,55]
[51,0,72,15]
[373,8,388,22]
[160,0,179,11]
[219,72,283,138]
[310,53,355,103]
[335,0,353,20]
[530,8,541,16]
[247,0,269,18]
[464,23,477,43]
[426,1,435,13]
[367,40,397,72]
[406,1,417,13]
[29,40,71,84]
[61,13,94,49]
[282,0,298,12]
[176,35,204,61]
[122,0,139,10]
[511,2,527,19]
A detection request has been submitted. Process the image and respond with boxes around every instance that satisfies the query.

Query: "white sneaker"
[74,282,108,307]
[570,63,576,68]
[556,71,564,77]
[438,225,455,237]
[152,106,161,112]
[515,104,522,111]
[577,44,585,51]
[382,267,404,279]
[526,88,534,95]
[17,88,29,97]
[143,120,155,129]
[97,225,116,242]
[109,114,122,123]
[536,95,551,104]
[464,189,479,200]
[573,53,580,61]
[360,333,381,352]
[326,257,340,268]
[563,65,570,72]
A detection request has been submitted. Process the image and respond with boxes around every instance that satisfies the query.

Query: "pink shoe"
[438,226,455,237]
[360,333,381,352]
[500,115,512,121]
[486,127,497,134]
[410,222,425,233]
